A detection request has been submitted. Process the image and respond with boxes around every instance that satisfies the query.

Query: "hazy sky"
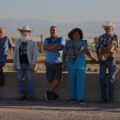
[0,0,120,23]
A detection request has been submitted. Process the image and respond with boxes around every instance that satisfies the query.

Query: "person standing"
[0,27,13,86]
[62,28,97,104]
[44,26,65,101]
[14,25,38,101]
[96,21,119,103]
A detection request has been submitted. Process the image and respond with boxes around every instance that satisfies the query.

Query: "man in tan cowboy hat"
[14,25,38,101]
[96,21,119,104]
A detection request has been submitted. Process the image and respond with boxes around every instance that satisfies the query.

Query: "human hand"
[92,58,99,62]
[114,47,120,53]
[29,64,35,70]
[14,65,17,71]
[63,63,67,71]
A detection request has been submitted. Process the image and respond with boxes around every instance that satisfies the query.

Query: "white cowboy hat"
[18,25,33,32]
[102,21,116,28]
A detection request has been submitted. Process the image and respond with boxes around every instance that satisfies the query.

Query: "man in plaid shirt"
[96,21,119,104]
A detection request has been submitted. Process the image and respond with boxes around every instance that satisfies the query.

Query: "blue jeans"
[68,68,86,100]
[17,64,34,97]
[100,58,116,99]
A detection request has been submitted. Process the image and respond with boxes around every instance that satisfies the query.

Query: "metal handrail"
[6,59,120,64]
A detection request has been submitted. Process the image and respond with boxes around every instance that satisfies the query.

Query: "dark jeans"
[0,62,5,86]
[100,58,116,99]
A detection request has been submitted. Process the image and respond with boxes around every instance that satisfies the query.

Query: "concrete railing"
[1,72,120,102]
[1,59,120,102]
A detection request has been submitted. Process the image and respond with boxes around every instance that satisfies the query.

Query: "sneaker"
[28,96,35,102]
[107,99,113,104]
[98,98,107,104]
[69,99,76,103]
[45,91,53,101]
[19,96,27,101]
[53,93,59,100]
[78,100,85,105]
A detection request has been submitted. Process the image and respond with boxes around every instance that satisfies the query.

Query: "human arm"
[30,42,38,70]
[13,41,18,71]
[96,48,102,61]
[62,50,67,71]
[43,37,65,52]
[86,50,98,61]
[44,45,63,51]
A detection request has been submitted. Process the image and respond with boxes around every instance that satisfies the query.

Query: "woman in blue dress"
[62,28,97,104]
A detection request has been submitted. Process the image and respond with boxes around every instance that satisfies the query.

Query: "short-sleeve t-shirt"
[44,37,65,64]
[19,42,29,64]
[0,36,13,63]
[64,40,88,69]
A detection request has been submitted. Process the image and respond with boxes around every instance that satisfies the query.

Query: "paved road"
[0,100,120,120]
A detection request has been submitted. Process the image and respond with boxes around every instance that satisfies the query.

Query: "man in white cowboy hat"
[96,21,119,104]
[14,25,38,101]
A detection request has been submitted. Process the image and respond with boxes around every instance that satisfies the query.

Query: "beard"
[21,35,30,43]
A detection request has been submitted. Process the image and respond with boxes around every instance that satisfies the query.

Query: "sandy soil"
[0,100,120,120]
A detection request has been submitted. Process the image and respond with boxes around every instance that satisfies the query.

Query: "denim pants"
[17,64,34,97]
[0,62,5,86]
[68,68,86,100]
[100,58,116,99]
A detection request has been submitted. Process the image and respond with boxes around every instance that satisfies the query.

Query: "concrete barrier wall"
[0,72,120,102]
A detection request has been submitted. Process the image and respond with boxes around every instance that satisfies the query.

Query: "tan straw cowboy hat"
[102,21,116,28]
[18,25,33,32]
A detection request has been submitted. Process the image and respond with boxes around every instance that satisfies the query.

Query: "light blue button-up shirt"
[44,37,65,64]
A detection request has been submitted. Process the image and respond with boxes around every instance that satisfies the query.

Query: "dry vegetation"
[3,38,120,72]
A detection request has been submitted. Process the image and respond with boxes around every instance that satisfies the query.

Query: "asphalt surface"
[0,100,120,120]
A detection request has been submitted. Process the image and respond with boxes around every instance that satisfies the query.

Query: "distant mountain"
[0,19,120,39]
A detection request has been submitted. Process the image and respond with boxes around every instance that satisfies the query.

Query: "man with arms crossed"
[44,26,65,101]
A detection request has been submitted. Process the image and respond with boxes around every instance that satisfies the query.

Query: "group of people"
[0,21,119,104]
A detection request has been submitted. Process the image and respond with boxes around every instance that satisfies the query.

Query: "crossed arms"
[44,45,63,51]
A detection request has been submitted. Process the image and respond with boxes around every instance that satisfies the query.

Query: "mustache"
[21,35,30,42]
[51,32,55,34]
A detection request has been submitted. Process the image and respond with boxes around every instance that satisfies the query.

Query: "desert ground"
[0,100,120,120]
